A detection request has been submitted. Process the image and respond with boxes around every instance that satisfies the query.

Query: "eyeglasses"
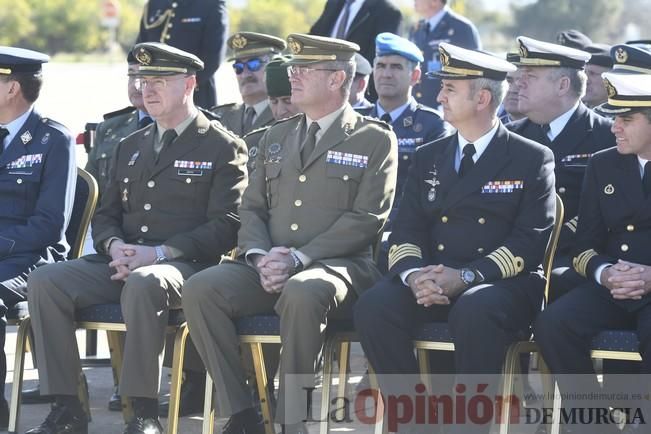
[232,58,265,75]
[286,65,340,77]
[133,76,188,91]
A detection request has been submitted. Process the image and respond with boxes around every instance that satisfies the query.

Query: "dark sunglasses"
[233,58,264,75]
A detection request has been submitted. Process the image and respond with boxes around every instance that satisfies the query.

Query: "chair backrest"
[543,193,564,303]
[65,168,99,260]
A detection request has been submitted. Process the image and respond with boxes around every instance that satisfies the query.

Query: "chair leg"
[167,323,190,434]
[499,342,529,434]
[77,371,91,422]
[335,341,350,422]
[416,348,431,391]
[8,317,30,434]
[106,330,133,423]
[201,373,215,434]
[319,337,336,434]
[250,342,275,434]
[367,365,387,434]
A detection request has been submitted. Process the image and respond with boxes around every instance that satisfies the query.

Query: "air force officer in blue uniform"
[0,47,76,426]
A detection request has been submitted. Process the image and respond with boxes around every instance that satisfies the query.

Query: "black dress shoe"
[22,384,56,404]
[159,376,205,417]
[0,398,8,430]
[25,403,88,434]
[123,417,163,434]
[222,408,265,434]
[108,386,122,412]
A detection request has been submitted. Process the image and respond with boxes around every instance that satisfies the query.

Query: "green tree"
[0,0,35,45]
[230,0,323,37]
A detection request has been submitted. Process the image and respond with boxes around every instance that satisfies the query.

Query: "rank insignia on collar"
[198,127,207,134]
[403,116,413,128]
[424,167,440,202]
[604,184,615,195]
[20,131,32,145]
[40,132,50,144]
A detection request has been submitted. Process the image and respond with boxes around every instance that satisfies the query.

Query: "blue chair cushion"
[414,322,453,342]
[74,303,186,326]
[591,330,639,353]
[236,315,280,335]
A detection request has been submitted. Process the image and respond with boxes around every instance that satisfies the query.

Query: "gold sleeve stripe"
[487,246,525,278]
[564,217,578,233]
[388,243,422,271]
[572,249,597,277]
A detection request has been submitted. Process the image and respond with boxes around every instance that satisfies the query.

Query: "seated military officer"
[507,36,615,300]
[0,46,76,428]
[534,73,651,434]
[24,43,247,434]
[212,32,287,136]
[354,43,556,434]
[182,34,397,434]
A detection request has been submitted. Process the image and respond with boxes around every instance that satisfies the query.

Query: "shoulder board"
[211,102,238,112]
[361,115,392,130]
[243,125,270,139]
[415,104,441,115]
[269,113,302,127]
[199,107,221,121]
[39,116,72,136]
[103,106,136,121]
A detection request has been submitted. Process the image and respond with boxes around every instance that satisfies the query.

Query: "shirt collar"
[245,99,270,120]
[638,155,649,177]
[305,104,347,143]
[1,106,33,149]
[156,109,198,141]
[376,98,413,123]
[427,5,450,31]
[457,121,500,163]
[547,100,580,141]
[138,110,150,121]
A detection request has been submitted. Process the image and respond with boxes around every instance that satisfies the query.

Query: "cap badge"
[288,38,303,55]
[518,42,529,58]
[604,78,617,98]
[135,48,152,65]
[557,34,566,45]
[231,34,248,50]
[604,184,615,195]
[615,47,628,64]
[439,47,450,67]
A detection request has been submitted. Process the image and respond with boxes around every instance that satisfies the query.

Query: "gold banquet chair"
[8,168,192,434]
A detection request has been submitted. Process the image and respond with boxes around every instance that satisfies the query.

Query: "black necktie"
[380,113,392,124]
[643,162,651,198]
[243,106,256,132]
[459,143,476,177]
[540,123,551,146]
[335,0,353,39]
[138,116,153,130]
[160,129,177,150]
[0,127,8,156]
[301,122,321,165]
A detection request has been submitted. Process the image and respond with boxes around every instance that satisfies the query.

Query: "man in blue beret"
[0,47,76,429]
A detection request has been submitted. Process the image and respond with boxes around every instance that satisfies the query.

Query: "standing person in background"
[349,53,373,109]
[310,0,402,101]
[136,0,228,109]
[0,47,77,429]
[410,0,481,107]
[583,44,613,109]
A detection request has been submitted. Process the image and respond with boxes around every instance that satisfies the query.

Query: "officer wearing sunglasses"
[212,32,287,136]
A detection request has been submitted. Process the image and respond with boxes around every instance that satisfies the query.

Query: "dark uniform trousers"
[27,258,202,398]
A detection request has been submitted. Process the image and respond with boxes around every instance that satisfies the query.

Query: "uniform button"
[558,187,566,194]
[441,216,448,223]
[165,35,171,40]
[141,225,149,233]
[402,155,409,160]
[185,178,192,184]
[144,203,152,211]
[123,177,129,183]
[343,174,349,181]
[290,223,299,231]
[101,153,107,158]
[416,92,422,98]
[147,180,155,188]
[137,238,144,244]
[16,178,22,184]
[167,23,173,28]
[627,224,635,232]
[299,175,307,183]
[294,200,302,207]
[477,248,484,254]
[437,244,445,251]
[478,217,486,224]
[621,244,629,252]
[172,1,178,6]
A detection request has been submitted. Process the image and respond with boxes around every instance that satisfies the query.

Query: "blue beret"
[375,32,424,63]
[0,46,49,75]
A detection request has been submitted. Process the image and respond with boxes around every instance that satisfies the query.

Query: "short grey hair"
[547,67,587,98]
[468,77,508,113]
[322,59,356,98]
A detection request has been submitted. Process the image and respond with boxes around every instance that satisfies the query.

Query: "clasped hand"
[254,246,295,294]
[407,264,466,307]
[601,260,651,300]
[108,240,157,281]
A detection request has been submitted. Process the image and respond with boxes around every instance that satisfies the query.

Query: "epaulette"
[199,107,221,121]
[243,125,270,139]
[362,115,392,130]
[416,103,443,116]
[103,106,136,121]
[211,102,238,112]
[209,119,240,140]
[268,113,302,127]
[40,117,71,136]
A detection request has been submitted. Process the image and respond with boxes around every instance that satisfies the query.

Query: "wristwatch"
[289,250,304,273]
[154,245,168,264]
[460,268,484,287]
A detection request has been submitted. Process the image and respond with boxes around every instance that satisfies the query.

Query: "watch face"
[462,269,475,284]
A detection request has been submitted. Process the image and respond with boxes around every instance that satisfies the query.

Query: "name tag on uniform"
[326,150,368,168]
[481,180,524,194]
[178,169,203,176]
[398,137,423,150]
[7,153,43,169]
[174,160,213,170]
[181,17,202,23]
[561,153,592,165]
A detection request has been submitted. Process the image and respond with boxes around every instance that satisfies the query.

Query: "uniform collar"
[245,99,270,121]
[457,120,499,164]
[638,155,649,177]
[547,100,580,141]
[156,108,198,141]
[1,106,33,149]
[427,5,450,32]
[305,104,347,144]
[376,98,412,123]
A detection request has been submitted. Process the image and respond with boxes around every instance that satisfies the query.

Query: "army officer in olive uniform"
[212,32,286,137]
[25,43,247,434]
[182,34,397,434]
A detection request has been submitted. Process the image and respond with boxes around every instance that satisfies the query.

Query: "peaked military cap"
[132,42,203,76]
[427,43,516,81]
[585,43,613,68]
[284,33,359,65]
[556,29,592,50]
[513,36,591,69]
[227,32,286,61]
[375,32,424,63]
[611,44,651,74]
[625,40,651,52]
[596,72,651,115]
[0,46,49,75]
[265,56,291,97]
[354,53,372,76]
